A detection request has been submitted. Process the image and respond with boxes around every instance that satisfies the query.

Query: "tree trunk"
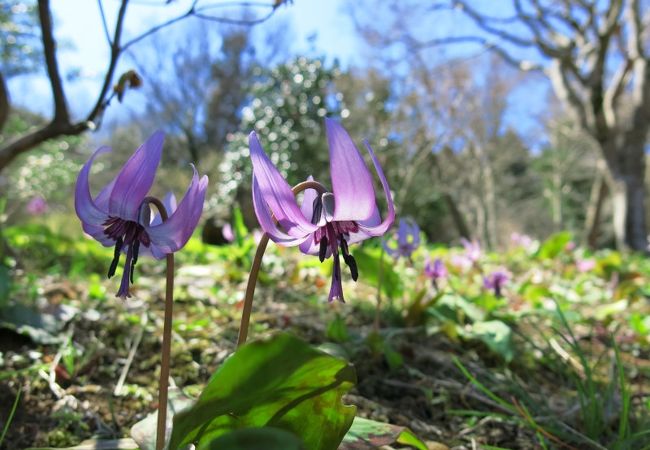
[443,193,471,240]
[603,141,647,251]
[583,163,608,249]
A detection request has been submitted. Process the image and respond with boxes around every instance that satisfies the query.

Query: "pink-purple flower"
[250,118,395,302]
[484,270,510,297]
[424,257,447,290]
[75,131,208,299]
[461,237,482,262]
[576,258,596,273]
[26,196,48,215]
[383,217,420,260]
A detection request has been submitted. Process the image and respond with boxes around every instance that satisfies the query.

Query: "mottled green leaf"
[204,427,305,449]
[468,320,514,363]
[341,416,427,450]
[169,333,356,450]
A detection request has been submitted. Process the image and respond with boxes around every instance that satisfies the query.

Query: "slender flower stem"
[143,197,174,450]
[237,180,327,348]
[374,244,385,332]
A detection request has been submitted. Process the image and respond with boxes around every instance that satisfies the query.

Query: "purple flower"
[383,218,420,259]
[26,196,48,215]
[424,258,447,280]
[461,238,482,262]
[484,270,510,297]
[250,118,395,302]
[75,131,208,299]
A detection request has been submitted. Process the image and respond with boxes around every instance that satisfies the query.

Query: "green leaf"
[204,427,305,449]
[467,320,514,363]
[0,264,10,309]
[351,247,403,298]
[536,231,572,260]
[326,315,350,343]
[232,207,249,246]
[340,416,428,450]
[169,333,356,450]
[429,294,485,324]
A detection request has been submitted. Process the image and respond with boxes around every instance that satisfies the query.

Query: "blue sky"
[8,0,548,145]
[9,0,358,118]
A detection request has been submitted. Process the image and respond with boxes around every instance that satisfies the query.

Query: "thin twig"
[113,312,147,396]
[236,180,327,347]
[97,0,113,46]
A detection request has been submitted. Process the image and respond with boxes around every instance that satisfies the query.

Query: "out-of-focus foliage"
[213,56,342,217]
[0,1,42,77]
[0,110,84,219]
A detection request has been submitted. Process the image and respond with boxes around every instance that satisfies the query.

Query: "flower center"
[310,194,359,302]
[103,216,151,299]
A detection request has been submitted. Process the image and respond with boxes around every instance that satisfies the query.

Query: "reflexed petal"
[299,235,318,255]
[326,118,376,222]
[81,223,114,246]
[249,132,317,237]
[108,131,164,221]
[75,145,112,245]
[356,140,395,237]
[146,166,207,256]
[346,206,380,246]
[299,176,320,224]
[252,176,309,247]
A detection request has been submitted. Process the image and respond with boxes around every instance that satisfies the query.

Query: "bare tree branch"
[37,0,70,125]
[411,35,543,72]
[603,57,633,127]
[452,0,536,48]
[85,0,129,128]
[122,0,278,50]
[0,72,9,133]
[547,60,589,130]
[97,0,113,46]
[0,0,283,172]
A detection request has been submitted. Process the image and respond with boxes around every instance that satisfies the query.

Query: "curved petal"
[356,140,395,237]
[252,176,310,247]
[299,236,319,255]
[299,175,319,222]
[108,131,165,221]
[249,132,317,237]
[326,118,376,222]
[145,166,207,255]
[75,146,112,245]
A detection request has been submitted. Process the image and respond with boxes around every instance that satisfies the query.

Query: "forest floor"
[1,223,649,450]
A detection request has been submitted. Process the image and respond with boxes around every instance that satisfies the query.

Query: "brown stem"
[142,197,174,450]
[373,244,385,332]
[236,180,327,348]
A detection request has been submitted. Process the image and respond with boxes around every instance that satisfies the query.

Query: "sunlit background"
[1,1,649,449]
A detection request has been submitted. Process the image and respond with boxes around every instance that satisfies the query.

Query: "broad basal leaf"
[169,333,356,450]
[340,416,428,450]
